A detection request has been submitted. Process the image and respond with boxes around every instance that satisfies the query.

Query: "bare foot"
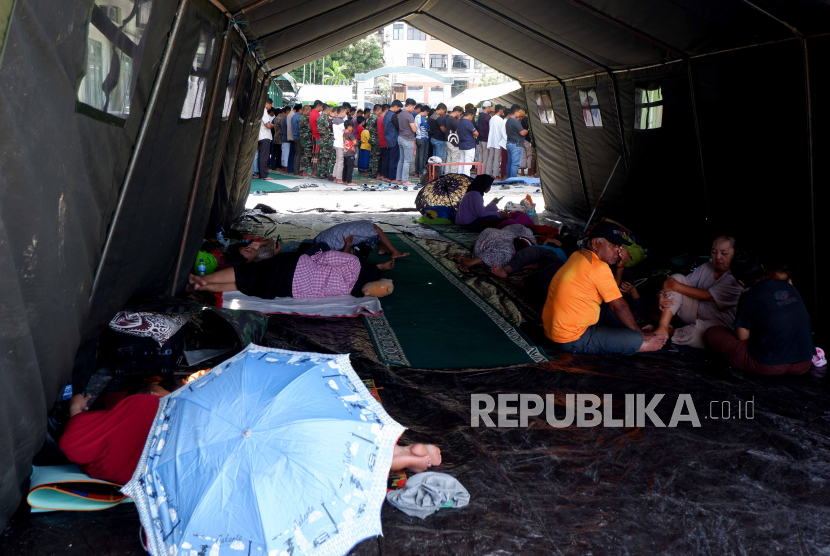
[390,250,410,259]
[637,333,668,352]
[458,257,475,273]
[410,444,442,466]
[491,264,508,278]
[377,259,395,271]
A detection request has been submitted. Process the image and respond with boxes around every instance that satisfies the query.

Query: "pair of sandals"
[251,190,269,196]
[298,183,319,188]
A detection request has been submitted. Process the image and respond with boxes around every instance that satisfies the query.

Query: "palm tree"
[323,61,349,85]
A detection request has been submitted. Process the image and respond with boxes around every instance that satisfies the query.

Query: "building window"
[452,55,470,71]
[407,54,424,68]
[451,79,468,97]
[77,0,154,121]
[534,91,555,124]
[221,51,240,119]
[393,23,404,40]
[181,21,217,119]
[634,83,663,130]
[407,27,425,40]
[429,54,447,70]
[473,59,482,70]
[579,88,602,127]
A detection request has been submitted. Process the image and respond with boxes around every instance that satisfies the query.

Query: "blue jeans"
[253,149,259,176]
[397,137,414,181]
[548,303,642,355]
[430,138,446,166]
[506,141,522,178]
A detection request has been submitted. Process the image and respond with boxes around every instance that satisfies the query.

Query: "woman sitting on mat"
[455,174,508,232]
[188,248,396,299]
[654,235,743,348]
[62,382,442,483]
[458,223,535,273]
[227,238,282,264]
[309,220,410,259]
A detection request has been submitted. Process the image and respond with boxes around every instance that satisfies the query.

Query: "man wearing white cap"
[477,102,493,177]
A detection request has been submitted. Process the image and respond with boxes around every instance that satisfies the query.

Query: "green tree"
[288,35,384,84]
[323,60,349,85]
[480,70,513,86]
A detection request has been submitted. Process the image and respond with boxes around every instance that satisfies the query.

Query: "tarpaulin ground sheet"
[3,312,830,555]
[362,233,547,368]
[249,177,299,193]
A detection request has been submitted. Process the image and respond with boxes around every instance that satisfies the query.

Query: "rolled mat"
[219,291,382,317]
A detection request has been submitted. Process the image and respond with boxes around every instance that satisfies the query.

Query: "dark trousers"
[705,327,812,375]
[293,139,302,174]
[379,147,389,178]
[258,139,271,178]
[269,141,280,169]
[386,142,400,180]
[286,141,296,174]
[343,155,355,182]
[415,138,429,174]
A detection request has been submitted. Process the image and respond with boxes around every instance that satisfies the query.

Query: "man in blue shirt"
[383,100,402,182]
[291,104,302,175]
[414,104,430,177]
[457,110,479,177]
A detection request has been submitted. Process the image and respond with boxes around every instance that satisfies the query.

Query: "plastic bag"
[520,195,536,219]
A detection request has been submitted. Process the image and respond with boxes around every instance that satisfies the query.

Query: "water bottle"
[62,382,73,401]
[216,230,224,243]
[197,259,207,276]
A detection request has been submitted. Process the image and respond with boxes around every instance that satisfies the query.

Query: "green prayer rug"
[249,177,300,193]
[363,234,548,368]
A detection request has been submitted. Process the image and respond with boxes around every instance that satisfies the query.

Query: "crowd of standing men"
[253,97,538,184]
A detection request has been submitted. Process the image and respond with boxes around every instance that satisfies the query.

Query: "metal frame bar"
[262,0,414,61]
[559,83,591,214]
[170,25,231,294]
[89,0,189,303]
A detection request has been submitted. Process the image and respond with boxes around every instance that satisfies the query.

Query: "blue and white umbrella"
[122,344,405,556]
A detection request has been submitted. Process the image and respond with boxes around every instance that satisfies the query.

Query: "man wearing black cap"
[540,222,668,354]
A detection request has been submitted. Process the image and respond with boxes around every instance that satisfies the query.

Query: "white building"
[375,22,488,106]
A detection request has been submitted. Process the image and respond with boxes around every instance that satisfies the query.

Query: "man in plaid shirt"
[187,247,395,299]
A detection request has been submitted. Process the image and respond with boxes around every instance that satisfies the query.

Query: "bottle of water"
[216,230,224,243]
[62,382,73,401]
[197,259,207,276]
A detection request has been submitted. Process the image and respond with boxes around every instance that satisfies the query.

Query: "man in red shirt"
[377,103,388,180]
[309,100,322,176]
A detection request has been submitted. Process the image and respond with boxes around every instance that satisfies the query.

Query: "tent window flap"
[634,84,663,130]
[180,20,217,120]
[579,88,602,128]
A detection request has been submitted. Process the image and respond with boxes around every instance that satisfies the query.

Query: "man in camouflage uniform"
[366,104,382,177]
[316,105,334,180]
[299,105,312,176]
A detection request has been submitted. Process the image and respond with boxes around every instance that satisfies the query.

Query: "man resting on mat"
[62,382,441,484]
[308,220,410,259]
[188,249,395,299]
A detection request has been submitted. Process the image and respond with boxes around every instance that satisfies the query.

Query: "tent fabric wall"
[0,0,270,524]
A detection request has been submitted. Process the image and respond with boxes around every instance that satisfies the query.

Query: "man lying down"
[187,249,395,299]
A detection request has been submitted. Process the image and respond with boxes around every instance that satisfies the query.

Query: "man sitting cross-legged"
[188,249,395,299]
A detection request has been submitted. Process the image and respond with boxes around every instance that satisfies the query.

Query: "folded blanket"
[219,291,382,317]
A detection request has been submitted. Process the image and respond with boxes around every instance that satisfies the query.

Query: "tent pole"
[559,82,591,215]
[170,26,231,295]
[608,75,629,171]
[89,0,189,303]
[685,61,709,223]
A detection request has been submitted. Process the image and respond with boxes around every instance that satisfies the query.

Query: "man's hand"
[620,281,634,294]
[616,247,631,268]
[69,394,91,417]
[658,292,674,310]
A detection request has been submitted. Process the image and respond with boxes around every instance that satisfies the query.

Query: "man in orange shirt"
[541,222,667,354]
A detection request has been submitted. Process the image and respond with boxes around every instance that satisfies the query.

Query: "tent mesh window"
[392,23,403,40]
[180,20,217,120]
[76,0,154,122]
[221,51,241,119]
[579,87,602,127]
[407,53,424,68]
[634,83,663,130]
[236,63,254,121]
[534,90,555,124]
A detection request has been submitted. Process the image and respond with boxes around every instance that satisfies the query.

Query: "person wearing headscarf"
[455,175,507,231]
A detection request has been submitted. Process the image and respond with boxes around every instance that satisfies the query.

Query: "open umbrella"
[414,174,473,215]
[122,344,405,556]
